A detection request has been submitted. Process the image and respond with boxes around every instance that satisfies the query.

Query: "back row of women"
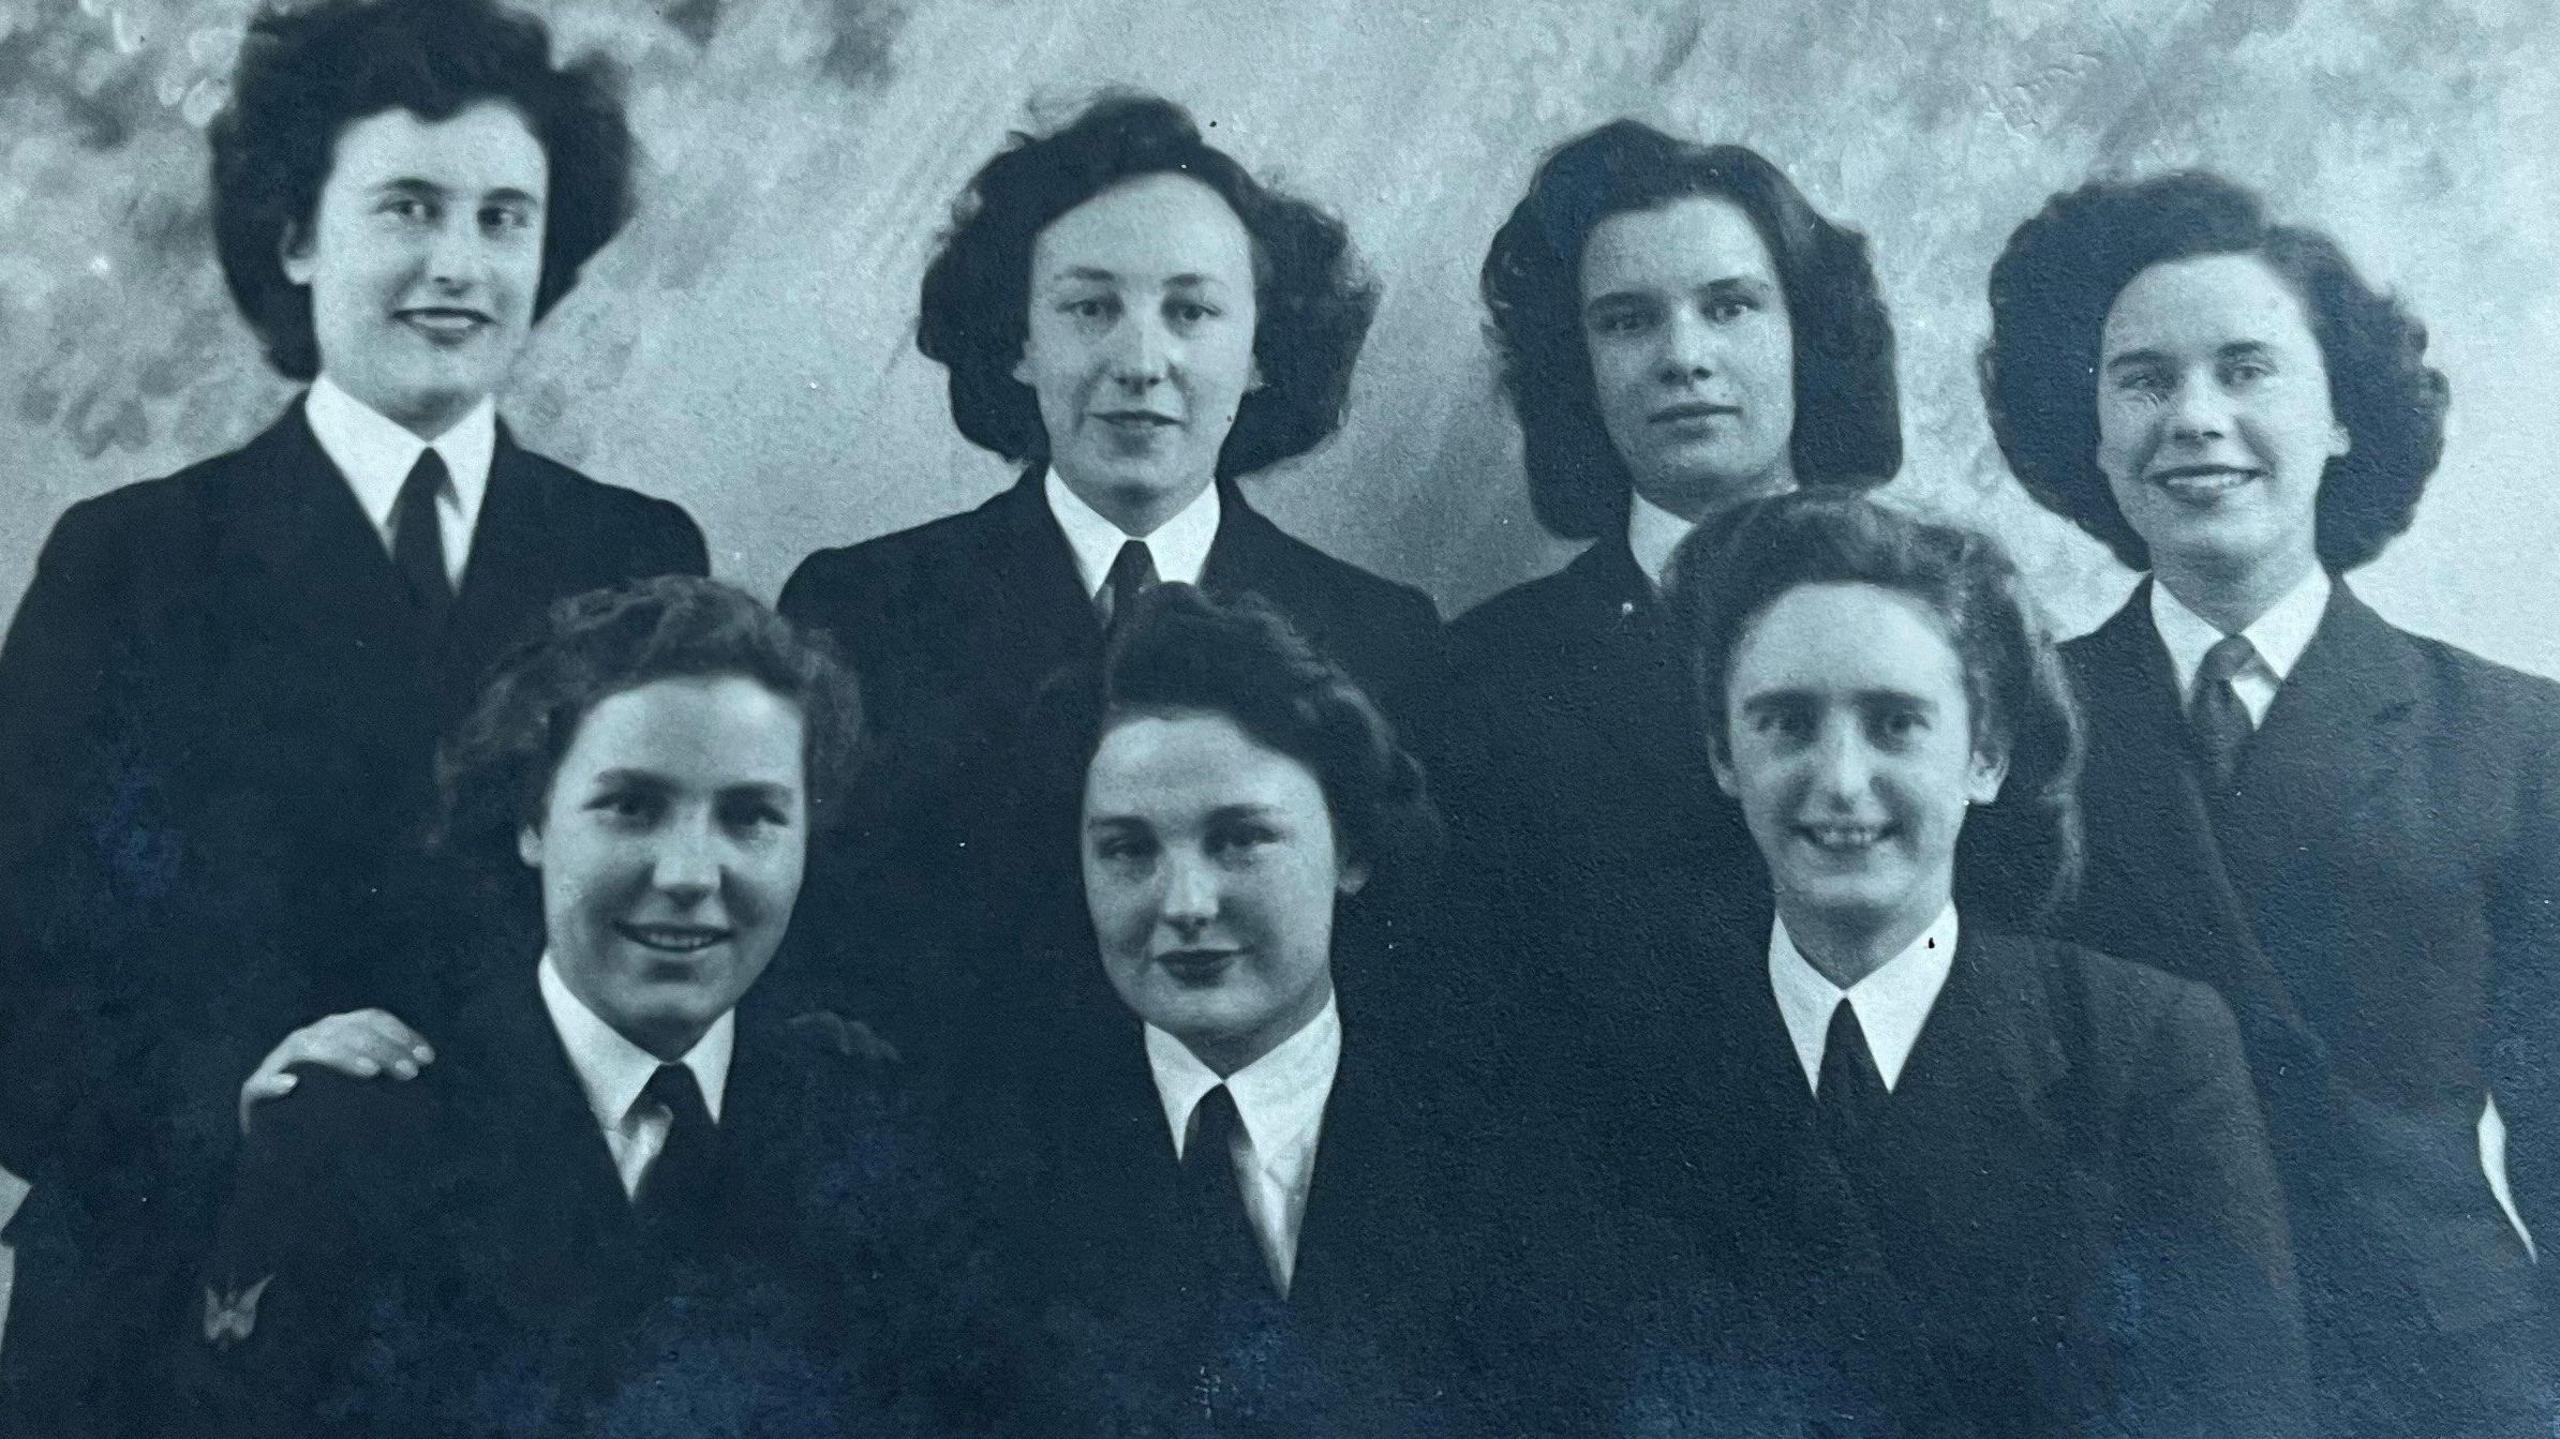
[0,0,2547,1434]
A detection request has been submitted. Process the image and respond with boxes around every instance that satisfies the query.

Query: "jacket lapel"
[2218,584,2418,885]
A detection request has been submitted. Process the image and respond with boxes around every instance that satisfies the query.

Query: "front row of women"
[186,488,2334,1437]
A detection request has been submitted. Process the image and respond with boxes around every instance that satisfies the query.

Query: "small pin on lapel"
[202,1274,274,1349]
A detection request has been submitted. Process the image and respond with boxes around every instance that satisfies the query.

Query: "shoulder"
[1998,933,2243,1070]
[1221,506,1442,653]
[1446,562,1591,676]
[504,447,706,569]
[2380,618,2560,740]
[779,498,1012,633]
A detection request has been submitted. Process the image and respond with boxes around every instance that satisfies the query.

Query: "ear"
[1246,357,1266,394]
[1336,858,1370,897]
[516,823,544,871]
[1708,734,1741,800]
[1010,345,1033,387]
[2328,420,2352,459]
[1965,740,2010,807]
[279,220,316,287]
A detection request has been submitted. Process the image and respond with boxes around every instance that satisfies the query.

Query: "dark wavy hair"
[1981,171,2450,572]
[433,577,864,877]
[1480,121,1903,541]
[210,0,635,381]
[1091,584,1440,885]
[917,92,1379,481]
[1671,491,2083,923]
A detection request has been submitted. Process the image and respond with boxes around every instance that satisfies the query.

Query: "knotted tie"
[2190,633,2259,791]
[1816,998,1888,1152]
[1098,538,1158,627]
[1179,1084,1274,1301]
[392,448,454,625]
[633,1063,721,1250]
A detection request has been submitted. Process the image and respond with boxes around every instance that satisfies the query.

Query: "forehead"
[557,676,805,787]
[1085,711,1327,816]
[1031,173,1255,284]
[1728,582,1965,701]
[325,99,548,197]
[2102,252,2319,356]
[1580,194,1779,299]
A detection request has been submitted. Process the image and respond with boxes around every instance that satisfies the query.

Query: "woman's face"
[2096,252,2347,590]
[518,675,808,1061]
[1712,583,2005,959]
[1015,173,1262,533]
[1580,195,1797,521]
[1082,710,1364,1075]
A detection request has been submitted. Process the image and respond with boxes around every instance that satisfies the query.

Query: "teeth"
[625,927,722,952]
[1803,825,1882,849]
[2156,470,2252,496]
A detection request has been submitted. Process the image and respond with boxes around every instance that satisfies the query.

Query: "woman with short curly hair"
[778,93,1440,1069]
[1981,170,2560,1437]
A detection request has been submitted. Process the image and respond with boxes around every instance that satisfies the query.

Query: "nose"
[1809,718,1875,805]
[1157,848,1217,935]
[422,216,487,293]
[649,815,721,904]
[1107,312,1171,392]
[1656,304,1716,382]
[2165,372,2233,441]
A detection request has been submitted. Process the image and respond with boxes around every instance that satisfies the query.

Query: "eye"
[1206,820,1280,859]
[1587,304,1653,338]
[1167,299,1218,324]
[1061,295,1117,322]
[383,196,435,224]
[2113,368,2171,399]
[1092,831,1157,865]
[1869,708,1927,748]
[1752,709,1816,744]
[479,204,533,234]
[589,789,663,826]
[2220,356,2273,387]
[1706,295,1757,323]
[717,795,791,835]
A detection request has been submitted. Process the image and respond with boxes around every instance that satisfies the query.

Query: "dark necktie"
[1179,1084,1274,1301]
[2190,633,2259,791]
[1099,538,1158,627]
[633,1063,721,1252]
[1816,998,1888,1152]
[392,448,454,624]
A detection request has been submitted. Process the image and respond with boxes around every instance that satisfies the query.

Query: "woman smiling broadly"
[1981,173,2558,1436]
[1430,121,1901,1013]
[777,94,1440,1069]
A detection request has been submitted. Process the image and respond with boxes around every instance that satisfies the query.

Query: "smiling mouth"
[1651,401,1740,425]
[397,308,493,339]
[1096,411,1180,430]
[1155,947,1241,980]
[616,923,731,955]
[2148,465,2261,499]
[1797,823,1893,855]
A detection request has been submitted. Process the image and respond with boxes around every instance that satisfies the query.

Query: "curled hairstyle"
[1981,171,2450,572]
[210,0,635,380]
[1090,584,1440,889]
[918,92,1380,480]
[1480,121,1902,541]
[1671,491,2083,923]
[434,576,864,877]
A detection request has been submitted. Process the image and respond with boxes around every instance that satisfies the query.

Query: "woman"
[1980,171,2558,1435]
[1549,490,2307,1436]
[775,93,1440,1069]
[183,578,995,1438]
[960,582,1501,1437]
[1430,121,1901,1022]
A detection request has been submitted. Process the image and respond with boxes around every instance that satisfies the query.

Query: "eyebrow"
[2103,339,2275,374]
[1583,274,1772,318]
[368,177,542,207]
[1047,267,1229,289]
[1738,687,1937,713]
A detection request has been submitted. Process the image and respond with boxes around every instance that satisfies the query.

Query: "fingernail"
[393,1061,417,1080]
[414,1046,435,1062]
[277,1074,297,1091]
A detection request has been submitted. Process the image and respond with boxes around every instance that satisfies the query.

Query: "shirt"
[1044,466,1221,599]
[1768,904,1961,1096]
[537,953,734,1199]
[1145,996,1341,1296]
[304,373,494,590]
[2150,567,2331,727]
[1626,490,1698,593]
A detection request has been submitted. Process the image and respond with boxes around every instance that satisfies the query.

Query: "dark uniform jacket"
[174,978,1004,1439]
[2040,582,2559,1433]
[775,472,1442,1068]
[1541,901,2311,1438]
[0,402,705,1436]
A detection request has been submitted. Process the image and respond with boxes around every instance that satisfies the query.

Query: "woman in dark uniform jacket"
[1426,121,1900,1059]
[1980,171,2557,1437]
[775,95,1440,1071]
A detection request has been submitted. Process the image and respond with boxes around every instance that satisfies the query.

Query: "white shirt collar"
[1767,903,1960,1095]
[537,951,733,1128]
[2149,567,2332,724]
[1145,995,1340,1165]
[1042,467,1222,597]
[1626,491,1697,592]
[304,374,495,576]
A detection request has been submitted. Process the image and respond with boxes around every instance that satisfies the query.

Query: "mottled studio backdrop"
[4,0,2558,672]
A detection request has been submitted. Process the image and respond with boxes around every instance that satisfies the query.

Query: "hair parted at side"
[1670,490,2084,924]
[1981,170,2450,573]
[210,0,635,380]
[1480,120,1903,541]
[433,576,863,876]
[917,91,1380,481]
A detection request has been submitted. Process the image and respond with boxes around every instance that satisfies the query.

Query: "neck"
[2153,550,2317,635]
[1780,896,1941,990]
[624,1018,711,1066]
[1179,978,1331,1079]
[1064,470,1213,539]
[1633,462,1794,525]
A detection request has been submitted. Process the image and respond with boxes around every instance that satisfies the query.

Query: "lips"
[2146,464,2261,500]
[397,307,493,339]
[615,922,731,955]
[1651,400,1740,425]
[1095,410,1180,430]
[1797,822,1892,854]
[1155,947,1241,981]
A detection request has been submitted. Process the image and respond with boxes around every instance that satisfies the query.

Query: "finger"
[346,1011,436,1064]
